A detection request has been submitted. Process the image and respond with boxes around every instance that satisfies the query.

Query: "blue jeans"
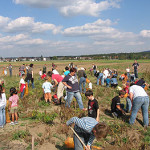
[79,77,86,93]
[134,69,138,78]
[27,80,35,89]
[20,88,25,98]
[127,72,130,79]
[97,74,102,85]
[0,105,6,126]
[129,96,149,126]
[9,69,12,77]
[101,76,104,86]
[66,91,84,109]
[74,125,91,150]
[126,97,132,112]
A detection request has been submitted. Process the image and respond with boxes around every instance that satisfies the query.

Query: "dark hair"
[30,64,33,67]
[119,90,125,96]
[65,66,69,70]
[47,71,53,77]
[85,90,93,97]
[22,74,25,77]
[93,122,109,140]
[10,87,17,96]
[70,68,76,73]
[130,82,135,87]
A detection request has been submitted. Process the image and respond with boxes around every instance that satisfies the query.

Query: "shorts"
[10,106,18,114]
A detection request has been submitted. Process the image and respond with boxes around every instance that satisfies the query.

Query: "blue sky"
[0,0,150,57]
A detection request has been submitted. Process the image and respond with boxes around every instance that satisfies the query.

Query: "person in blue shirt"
[66,117,108,150]
[105,76,111,87]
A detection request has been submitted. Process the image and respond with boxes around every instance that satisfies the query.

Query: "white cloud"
[13,0,121,17]
[140,30,150,38]
[0,16,10,28]
[63,19,114,36]
[0,16,62,34]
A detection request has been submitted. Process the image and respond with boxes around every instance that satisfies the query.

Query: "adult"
[25,64,34,88]
[97,70,104,85]
[69,62,74,69]
[19,64,25,77]
[62,68,85,110]
[47,71,64,102]
[92,63,97,75]
[132,60,139,79]
[43,64,47,74]
[66,117,108,150]
[52,65,59,74]
[78,68,87,93]
[8,64,12,77]
[129,83,149,127]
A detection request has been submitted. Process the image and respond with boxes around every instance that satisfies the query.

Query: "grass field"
[0,60,150,150]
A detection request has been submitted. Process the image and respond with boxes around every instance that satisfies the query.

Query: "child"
[42,76,53,103]
[111,90,126,118]
[66,117,108,150]
[19,74,26,98]
[0,85,6,128]
[105,76,111,87]
[39,69,42,80]
[9,87,19,125]
[85,90,99,122]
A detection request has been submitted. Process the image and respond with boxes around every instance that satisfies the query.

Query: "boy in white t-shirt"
[42,76,53,103]
[19,74,26,98]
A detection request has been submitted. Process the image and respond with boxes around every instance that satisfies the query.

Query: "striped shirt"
[66,117,98,146]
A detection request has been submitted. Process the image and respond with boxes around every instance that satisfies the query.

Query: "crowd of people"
[0,60,149,150]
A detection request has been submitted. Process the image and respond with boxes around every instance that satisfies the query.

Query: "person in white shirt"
[19,74,26,98]
[42,76,53,103]
[0,85,6,128]
[39,69,42,80]
[129,83,149,127]
[52,65,59,74]
[126,67,130,79]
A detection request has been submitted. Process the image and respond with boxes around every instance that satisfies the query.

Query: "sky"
[0,0,150,57]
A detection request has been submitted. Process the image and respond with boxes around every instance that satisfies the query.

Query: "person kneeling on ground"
[111,90,126,118]
[66,117,108,150]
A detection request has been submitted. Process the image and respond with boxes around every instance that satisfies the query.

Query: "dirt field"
[0,60,150,150]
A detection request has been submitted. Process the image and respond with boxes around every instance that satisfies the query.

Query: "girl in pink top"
[9,87,19,125]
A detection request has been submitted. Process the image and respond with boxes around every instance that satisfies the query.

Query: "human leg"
[97,75,100,85]
[79,77,84,93]
[141,96,149,126]
[82,78,86,93]
[44,93,48,102]
[129,97,143,125]
[48,93,52,102]
[57,82,64,100]
[126,97,132,112]
[0,106,5,126]
[74,92,84,109]
[66,92,74,108]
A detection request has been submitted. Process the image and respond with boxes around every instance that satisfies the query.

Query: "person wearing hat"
[42,76,53,103]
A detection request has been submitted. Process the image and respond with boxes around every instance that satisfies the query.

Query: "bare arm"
[62,82,72,89]
[129,92,134,103]
[116,105,126,114]
[96,108,100,122]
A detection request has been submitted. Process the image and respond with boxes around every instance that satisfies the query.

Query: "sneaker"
[112,112,118,118]
[10,122,15,125]
[0,125,4,128]
[14,121,18,125]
